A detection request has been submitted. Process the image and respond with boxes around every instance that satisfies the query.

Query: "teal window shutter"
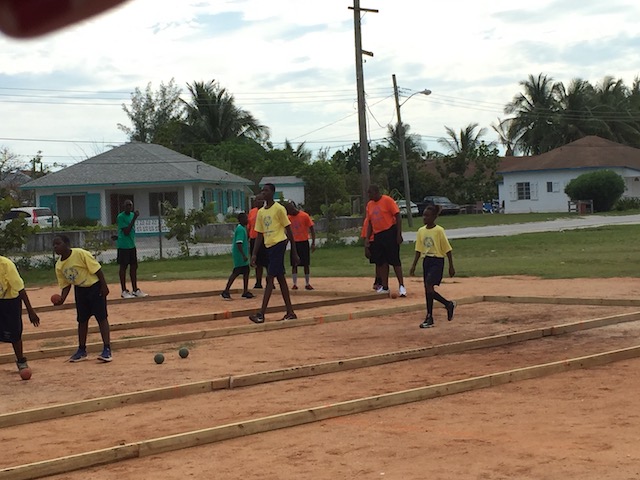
[39,195,56,211]
[86,193,101,220]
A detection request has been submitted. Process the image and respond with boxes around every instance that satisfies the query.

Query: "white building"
[259,176,305,206]
[498,136,640,213]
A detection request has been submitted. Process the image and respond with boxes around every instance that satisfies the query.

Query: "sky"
[1,0,640,171]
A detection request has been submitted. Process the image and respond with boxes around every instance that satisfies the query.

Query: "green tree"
[298,158,349,214]
[118,79,184,144]
[162,202,213,257]
[0,197,34,253]
[436,124,499,204]
[201,138,267,184]
[564,170,625,212]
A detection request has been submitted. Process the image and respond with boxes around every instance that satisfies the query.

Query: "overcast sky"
[1,0,640,169]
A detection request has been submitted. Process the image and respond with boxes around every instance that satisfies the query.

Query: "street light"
[392,74,431,227]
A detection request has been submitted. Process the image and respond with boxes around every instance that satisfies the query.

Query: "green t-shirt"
[232,223,249,268]
[117,211,136,249]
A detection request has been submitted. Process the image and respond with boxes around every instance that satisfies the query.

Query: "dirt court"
[1,275,640,480]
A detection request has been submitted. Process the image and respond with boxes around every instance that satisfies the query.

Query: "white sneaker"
[121,290,135,299]
[376,286,390,294]
[133,289,148,298]
[399,285,407,297]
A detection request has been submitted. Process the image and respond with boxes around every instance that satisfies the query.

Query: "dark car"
[419,196,461,215]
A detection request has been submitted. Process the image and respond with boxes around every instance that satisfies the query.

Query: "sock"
[305,274,310,285]
[292,274,298,285]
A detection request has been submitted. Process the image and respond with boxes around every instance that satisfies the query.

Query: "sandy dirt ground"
[1,275,640,480]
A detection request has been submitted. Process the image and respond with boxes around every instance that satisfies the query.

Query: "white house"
[259,176,305,206]
[20,143,253,230]
[498,136,640,213]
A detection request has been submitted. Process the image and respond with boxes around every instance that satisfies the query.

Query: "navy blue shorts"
[291,240,310,267]
[0,297,22,343]
[250,238,269,267]
[266,240,287,277]
[75,282,108,323]
[423,256,445,286]
[372,225,401,267]
[232,265,250,276]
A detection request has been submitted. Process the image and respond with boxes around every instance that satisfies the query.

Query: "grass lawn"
[21,221,640,287]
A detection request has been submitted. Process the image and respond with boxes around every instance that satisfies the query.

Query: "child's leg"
[291,265,298,286]
[96,318,111,347]
[425,285,435,316]
[242,270,249,294]
[11,340,25,362]
[431,290,450,306]
[77,321,89,349]
[304,265,311,285]
[276,273,295,315]
[224,270,240,293]
[259,275,275,313]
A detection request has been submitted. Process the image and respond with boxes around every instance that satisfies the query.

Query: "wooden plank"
[21,293,384,342]
[484,295,640,307]
[5,345,639,480]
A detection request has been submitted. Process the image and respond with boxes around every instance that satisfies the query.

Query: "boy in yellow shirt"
[0,255,40,376]
[52,234,112,362]
[409,204,456,328]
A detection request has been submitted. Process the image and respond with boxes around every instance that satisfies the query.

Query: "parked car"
[395,200,419,217]
[1,207,60,228]
[417,196,461,215]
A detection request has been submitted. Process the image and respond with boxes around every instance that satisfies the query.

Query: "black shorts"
[372,225,401,267]
[117,248,138,267]
[367,240,379,265]
[250,238,269,268]
[291,240,310,267]
[75,282,108,323]
[423,256,445,286]
[232,265,250,276]
[0,297,22,343]
[266,240,287,277]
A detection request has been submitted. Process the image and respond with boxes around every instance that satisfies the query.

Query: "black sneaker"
[419,316,434,329]
[253,283,263,289]
[241,291,255,299]
[281,312,297,321]
[220,291,232,301]
[446,301,456,321]
[249,312,265,324]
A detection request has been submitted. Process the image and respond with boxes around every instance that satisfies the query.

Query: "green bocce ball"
[154,353,165,364]
[178,347,189,359]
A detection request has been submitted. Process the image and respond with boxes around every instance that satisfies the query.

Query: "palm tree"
[491,118,516,156]
[504,73,559,155]
[438,123,487,158]
[183,80,270,146]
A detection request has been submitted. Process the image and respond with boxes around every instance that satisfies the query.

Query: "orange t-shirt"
[361,216,374,242]
[365,195,399,234]
[248,207,259,239]
[288,211,314,242]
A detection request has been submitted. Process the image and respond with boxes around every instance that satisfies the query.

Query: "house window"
[516,182,531,200]
[547,182,553,193]
[57,195,86,221]
[149,191,178,216]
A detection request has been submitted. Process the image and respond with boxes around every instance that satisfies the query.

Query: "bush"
[564,170,625,212]
[614,196,640,211]
[61,217,98,228]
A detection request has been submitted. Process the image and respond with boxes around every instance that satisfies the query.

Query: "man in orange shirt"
[248,194,268,288]
[286,202,316,290]
[364,185,407,297]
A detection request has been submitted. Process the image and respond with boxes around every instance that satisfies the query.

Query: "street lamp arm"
[399,89,432,108]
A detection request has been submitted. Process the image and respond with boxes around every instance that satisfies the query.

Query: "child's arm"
[235,241,247,262]
[251,233,264,267]
[56,285,72,305]
[286,225,299,266]
[409,251,421,276]
[19,289,40,326]
[447,251,455,277]
[96,269,110,297]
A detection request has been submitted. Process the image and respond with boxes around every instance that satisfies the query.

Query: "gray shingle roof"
[259,176,304,185]
[499,136,640,173]
[22,143,252,189]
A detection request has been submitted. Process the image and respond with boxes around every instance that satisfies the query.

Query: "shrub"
[564,170,625,212]
[614,196,640,211]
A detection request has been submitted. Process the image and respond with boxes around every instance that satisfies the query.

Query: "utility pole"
[350,0,377,213]
[392,73,413,227]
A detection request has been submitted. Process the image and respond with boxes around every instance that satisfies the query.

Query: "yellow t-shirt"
[255,202,290,248]
[55,248,101,288]
[0,256,24,299]
[415,225,452,258]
